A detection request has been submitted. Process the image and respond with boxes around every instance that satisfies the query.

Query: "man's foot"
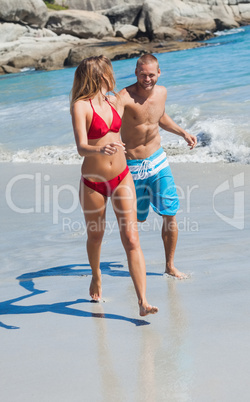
[89,275,102,301]
[139,303,159,317]
[164,265,189,279]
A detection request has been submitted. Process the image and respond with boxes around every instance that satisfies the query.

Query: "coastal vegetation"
[44,1,68,10]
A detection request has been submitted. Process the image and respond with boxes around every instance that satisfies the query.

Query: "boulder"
[66,37,205,68]
[7,54,36,69]
[1,64,20,74]
[0,35,81,71]
[45,10,114,39]
[102,4,143,29]
[0,23,27,43]
[116,25,139,40]
[212,4,239,29]
[182,29,214,41]
[175,16,216,31]
[37,46,72,70]
[238,3,250,22]
[152,27,185,41]
[66,39,141,66]
[0,23,57,43]
[138,0,246,38]
[0,0,48,27]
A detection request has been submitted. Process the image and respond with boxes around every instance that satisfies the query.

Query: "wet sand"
[0,162,250,401]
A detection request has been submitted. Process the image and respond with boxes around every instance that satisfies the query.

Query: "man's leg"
[162,215,187,279]
[148,156,188,279]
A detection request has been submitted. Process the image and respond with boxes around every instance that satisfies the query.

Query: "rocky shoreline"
[0,0,250,74]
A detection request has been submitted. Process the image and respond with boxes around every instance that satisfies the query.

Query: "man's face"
[135,62,160,91]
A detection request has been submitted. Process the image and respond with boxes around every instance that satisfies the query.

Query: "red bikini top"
[87,99,122,140]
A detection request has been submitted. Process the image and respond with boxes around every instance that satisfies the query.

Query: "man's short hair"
[136,54,159,69]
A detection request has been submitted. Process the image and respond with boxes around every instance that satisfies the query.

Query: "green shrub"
[44,1,68,10]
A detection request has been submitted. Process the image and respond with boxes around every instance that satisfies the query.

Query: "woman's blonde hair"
[70,55,115,113]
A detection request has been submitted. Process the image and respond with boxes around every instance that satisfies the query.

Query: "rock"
[152,27,184,40]
[0,0,48,27]
[45,10,114,39]
[0,35,81,71]
[66,39,140,66]
[183,29,214,41]
[214,18,239,30]
[1,64,20,74]
[238,3,250,22]
[1,0,250,75]
[138,0,250,39]
[0,23,57,43]
[102,4,143,29]
[0,23,27,42]
[139,0,219,37]
[175,16,216,32]
[66,37,206,68]
[37,46,72,70]
[230,5,241,22]
[212,4,239,29]
[8,55,36,69]
[116,25,139,40]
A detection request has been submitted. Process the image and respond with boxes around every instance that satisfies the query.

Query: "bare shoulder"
[156,85,167,97]
[71,99,90,122]
[119,84,136,100]
[119,85,140,111]
[72,99,89,114]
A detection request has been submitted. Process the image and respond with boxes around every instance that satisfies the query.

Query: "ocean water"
[0,26,250,164]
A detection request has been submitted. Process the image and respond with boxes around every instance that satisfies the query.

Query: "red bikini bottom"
[81,165,129,197]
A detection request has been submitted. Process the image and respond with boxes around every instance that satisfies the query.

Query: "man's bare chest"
[126,100,164,124]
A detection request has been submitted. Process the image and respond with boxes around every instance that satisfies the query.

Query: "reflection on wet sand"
[92,303,124,402]
[158,279,191,401]
[137,279,191,402]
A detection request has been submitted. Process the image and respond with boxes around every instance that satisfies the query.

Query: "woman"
[71,55,158,316]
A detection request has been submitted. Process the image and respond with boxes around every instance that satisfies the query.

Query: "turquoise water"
[0,26,250,163]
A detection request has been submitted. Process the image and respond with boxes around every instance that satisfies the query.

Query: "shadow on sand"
[0,262,160,330]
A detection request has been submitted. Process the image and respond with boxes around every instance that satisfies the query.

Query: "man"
[119,54,197,279]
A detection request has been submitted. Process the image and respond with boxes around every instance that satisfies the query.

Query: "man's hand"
[182,132,197,150]
[159,113,197,150]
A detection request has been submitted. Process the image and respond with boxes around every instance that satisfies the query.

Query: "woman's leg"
[80,181,107,301]
[111,173,158,316]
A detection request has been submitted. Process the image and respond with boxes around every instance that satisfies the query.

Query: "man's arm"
[159,113,197,149]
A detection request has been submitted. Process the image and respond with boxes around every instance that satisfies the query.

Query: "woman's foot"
[165,265,188,279]
[89,274,102,301]
[139,303,159,317]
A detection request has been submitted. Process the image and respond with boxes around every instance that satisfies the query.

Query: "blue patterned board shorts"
[127,147,180,221]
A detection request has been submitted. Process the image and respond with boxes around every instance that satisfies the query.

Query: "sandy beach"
[1,161,250,402]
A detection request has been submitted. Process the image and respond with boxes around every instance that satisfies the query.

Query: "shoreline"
[0,36,208,76]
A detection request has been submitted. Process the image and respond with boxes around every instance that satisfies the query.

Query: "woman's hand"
[100,142,126,155]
